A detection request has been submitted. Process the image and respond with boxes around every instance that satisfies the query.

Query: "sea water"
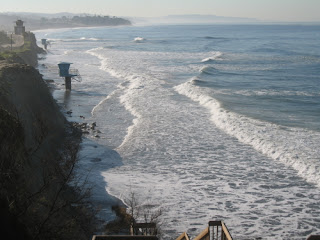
[35,24,320,239]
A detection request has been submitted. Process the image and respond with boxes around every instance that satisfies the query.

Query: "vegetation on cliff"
[0,32,45,67]
[0,13,131,31]
[0,33,96,239]
[40,15,131,27]
[0,105,95,240]
[0,31,11,44]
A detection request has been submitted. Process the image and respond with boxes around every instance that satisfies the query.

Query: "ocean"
[35,24,320,240]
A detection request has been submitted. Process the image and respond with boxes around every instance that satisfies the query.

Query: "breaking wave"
[134,37,146,43]
[201,52,223,63]
[174,80,320,188]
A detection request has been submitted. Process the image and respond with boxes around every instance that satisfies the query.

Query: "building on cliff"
[14,19,25,35]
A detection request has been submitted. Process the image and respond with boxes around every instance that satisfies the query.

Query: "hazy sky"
[2,0,320,22]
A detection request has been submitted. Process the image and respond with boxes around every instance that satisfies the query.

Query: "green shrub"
[0,31,11,44]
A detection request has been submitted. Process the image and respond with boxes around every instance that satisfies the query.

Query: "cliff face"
[0,62,65,153]
[0,35,94,239]
[0,32,45,67]
[18,32,46,67]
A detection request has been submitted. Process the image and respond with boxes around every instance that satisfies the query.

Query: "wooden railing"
[130,223,157,236]
[193,227,209,240]
[94,221,320,240]
[176,232,190,240]
[193,221,233,240]
[94,220,232,240]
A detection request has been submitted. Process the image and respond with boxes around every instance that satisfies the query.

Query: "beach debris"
[70,121,102,137]
[44,79,54,83]
[90,158,102,163]
[91,122,97,130]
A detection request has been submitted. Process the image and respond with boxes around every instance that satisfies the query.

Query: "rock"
[91,122,97,130]
[90,158,102,163]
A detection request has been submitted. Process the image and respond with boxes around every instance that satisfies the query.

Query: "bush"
[0,31,11,44]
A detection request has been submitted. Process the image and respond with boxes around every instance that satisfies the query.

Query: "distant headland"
[0,12,131,31]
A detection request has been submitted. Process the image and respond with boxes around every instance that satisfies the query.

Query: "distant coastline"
[0,13,131,31]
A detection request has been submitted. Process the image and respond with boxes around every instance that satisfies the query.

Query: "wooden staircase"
[177,221,232,240]
[92,219,320,240]
[92,220,232,240]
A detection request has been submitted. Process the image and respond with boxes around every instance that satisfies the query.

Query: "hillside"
[0,32,96,240]
[0,13,131,31]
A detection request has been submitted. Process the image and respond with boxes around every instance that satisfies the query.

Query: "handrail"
[209,221,233,240]
[93,220,232,240]
[221,221,233,240]
[194,227,209,240]
[193,221,232,240]
[176,232,190,240]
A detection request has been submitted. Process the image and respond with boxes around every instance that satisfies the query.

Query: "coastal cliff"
[0,32,45,67]
[0,34,95,239]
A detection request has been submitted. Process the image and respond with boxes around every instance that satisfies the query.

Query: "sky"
[2,0,320,22]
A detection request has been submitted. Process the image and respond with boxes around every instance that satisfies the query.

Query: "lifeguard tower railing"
[57,62,82,90]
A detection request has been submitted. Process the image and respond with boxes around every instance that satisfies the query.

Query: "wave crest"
[174,81,320,188]
[134,37,146,43]
[200,66,217,75]
[201,52,223,63]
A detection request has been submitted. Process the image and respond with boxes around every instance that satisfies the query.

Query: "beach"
[35,24,320,239]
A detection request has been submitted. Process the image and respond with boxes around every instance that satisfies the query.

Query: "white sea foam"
[86,46,320,239]
[174,80,320,187]
[36,25,320,240]
[201,52,223,62]
[134,37,146,43]
[80,37,101,41]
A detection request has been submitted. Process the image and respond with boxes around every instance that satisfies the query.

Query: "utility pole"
[10,33,13,51]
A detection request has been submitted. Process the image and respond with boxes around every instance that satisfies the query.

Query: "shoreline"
[39,56,126,230]
[0,30,121,239]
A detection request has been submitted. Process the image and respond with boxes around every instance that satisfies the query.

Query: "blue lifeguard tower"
[41,39,48,50]
[57,62,79,91]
